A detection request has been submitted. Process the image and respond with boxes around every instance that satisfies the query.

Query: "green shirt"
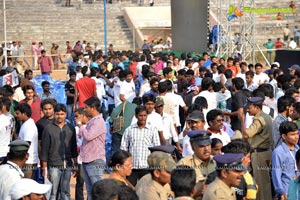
[109,102,137,135]
[264,41,274,52]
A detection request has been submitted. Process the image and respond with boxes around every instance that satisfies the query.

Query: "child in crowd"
[211,138,223,156]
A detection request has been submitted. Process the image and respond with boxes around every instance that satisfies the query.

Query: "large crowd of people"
[1,39,300,200]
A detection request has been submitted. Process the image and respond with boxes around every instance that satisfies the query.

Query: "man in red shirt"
[226,57,238,78]
[274,38,285,49]
[74,66,97,109]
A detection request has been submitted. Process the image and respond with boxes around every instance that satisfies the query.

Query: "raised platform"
[275,50,300,73]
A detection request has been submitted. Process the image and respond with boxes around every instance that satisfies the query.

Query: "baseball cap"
[187,110,205,121]
[289,64,300,71]
[9,178,51,199]
[147,151,176,172]
[155,97,164,107]
[271,62,280,67]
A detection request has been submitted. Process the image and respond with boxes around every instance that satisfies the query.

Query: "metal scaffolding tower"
[215,0,257,62]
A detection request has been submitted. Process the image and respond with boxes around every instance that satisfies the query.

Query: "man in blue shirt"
[288,149,300,199]
[272,121,299,200]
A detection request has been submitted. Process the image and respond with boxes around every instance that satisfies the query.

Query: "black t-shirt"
[65,81,75,105]
[230,91,247,131]
[234,176,247,200]
[36,117,55,140]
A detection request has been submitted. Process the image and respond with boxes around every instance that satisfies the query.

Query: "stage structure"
[171,0,210,52]
[215,0,266,63]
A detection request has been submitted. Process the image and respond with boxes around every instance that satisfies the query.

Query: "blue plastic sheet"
[31,74,67,104]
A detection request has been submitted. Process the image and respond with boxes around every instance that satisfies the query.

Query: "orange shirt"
[226,66,238,78]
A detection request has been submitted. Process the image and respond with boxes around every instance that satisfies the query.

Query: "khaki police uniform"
[136,150,176,200]
[178,155,216,199]
[245,110,273,200]
[135,173,174,198]
[202,177,236,200]
[136,178,171,200]
[178,155,216,183]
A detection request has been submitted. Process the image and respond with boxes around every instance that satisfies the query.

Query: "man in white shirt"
[236,62,248,83]
[0,140,29,200]
[155,97,182,153]
[253,63,269,86]
[11,41,18,57]
[0,99,11,161]
[132,94,165,144]
[283,24,291,42]
[113,70,124,107]
[164,79,188,131]
[192,77,231,111]
[182,110,206,157]
[289,38,297,49]
[136,55,148,76]
[14,103,38,179]
[206,109,231,146]
[120,69,136,103]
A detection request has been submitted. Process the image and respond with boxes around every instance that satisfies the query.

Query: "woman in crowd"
[109,150,134,189]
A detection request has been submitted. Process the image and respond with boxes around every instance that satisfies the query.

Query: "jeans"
[82,159,105,200]
[101,103,107,120]
[22,163,37,180]
[108,104,115,116]
[75,164,84,200]
[295,36,299,46]
[66,104,74,126]
[48,167,72,200]
[267,51,272,63]
[111,133,122,156]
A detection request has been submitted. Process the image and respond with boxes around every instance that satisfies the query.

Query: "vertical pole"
[133,28,136,52]
[3,0,7,67]
[103,0,107,55]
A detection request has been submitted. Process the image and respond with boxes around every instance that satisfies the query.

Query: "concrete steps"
[0,0,141,51]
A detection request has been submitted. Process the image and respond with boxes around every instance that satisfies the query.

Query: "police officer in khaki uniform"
[135,145,176,199]
[203,153,246,200]
[241,97,273,200]
[136,150,176,200]
[178,130,216,199]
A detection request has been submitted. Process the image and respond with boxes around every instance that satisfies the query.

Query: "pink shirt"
[38,56,52,73]
[154,60,164,74]
[79,114,106,163]
[31,45,38,56]
[37,46,43,56]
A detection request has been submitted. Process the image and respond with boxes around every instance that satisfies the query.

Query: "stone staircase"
[0,0,171,53]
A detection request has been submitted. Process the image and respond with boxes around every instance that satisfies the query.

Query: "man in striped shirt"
[121,105,160,186]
